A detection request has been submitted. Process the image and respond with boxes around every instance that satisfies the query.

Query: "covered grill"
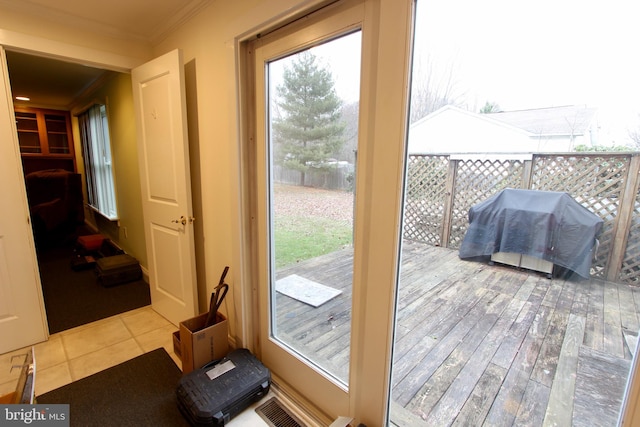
[458,188,603,279]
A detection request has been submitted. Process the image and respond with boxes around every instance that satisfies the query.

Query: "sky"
[413,0,640,145]
[270,0,640,146]
[268,31,362,105]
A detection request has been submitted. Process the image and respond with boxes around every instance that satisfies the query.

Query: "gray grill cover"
[458,189,603,278]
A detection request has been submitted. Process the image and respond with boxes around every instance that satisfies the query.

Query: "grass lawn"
[274,215,352,268]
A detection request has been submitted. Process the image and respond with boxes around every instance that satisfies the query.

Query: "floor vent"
[255,397,306,427]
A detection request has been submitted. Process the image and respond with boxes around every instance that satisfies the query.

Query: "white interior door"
[0,46,48,354]
[132,49,198,326]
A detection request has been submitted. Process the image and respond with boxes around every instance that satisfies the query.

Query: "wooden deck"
[273,241,639,426]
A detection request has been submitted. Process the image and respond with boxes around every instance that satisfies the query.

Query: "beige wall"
[151,0,332,345]
[71,72,147,266]
[0,5,150,69]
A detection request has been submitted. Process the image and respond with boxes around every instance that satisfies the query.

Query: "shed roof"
[486,105,597,136]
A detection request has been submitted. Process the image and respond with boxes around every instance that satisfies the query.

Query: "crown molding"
[0,0,212,45]
[149,0,212,44]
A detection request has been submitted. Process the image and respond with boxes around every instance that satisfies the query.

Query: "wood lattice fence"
[403,153,640,285]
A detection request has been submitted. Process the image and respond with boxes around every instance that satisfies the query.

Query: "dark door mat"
[37,348,189,427]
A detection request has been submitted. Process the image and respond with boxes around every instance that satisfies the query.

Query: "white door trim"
[0,45,48,353]
[250,0,364,419]
[0,28,145,72]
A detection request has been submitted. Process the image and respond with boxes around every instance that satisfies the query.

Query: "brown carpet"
[38,237,151,334]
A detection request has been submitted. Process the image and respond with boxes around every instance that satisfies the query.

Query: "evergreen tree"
[273,51,345,186]
[479,101,501,114]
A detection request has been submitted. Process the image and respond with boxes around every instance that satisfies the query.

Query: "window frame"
[77,102,118,220]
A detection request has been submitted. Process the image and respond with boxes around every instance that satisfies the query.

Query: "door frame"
[0,45,48,354]
[236,0,415,424]
[251,2,364,417]
[0,32,151,346]
[0,29,142,72]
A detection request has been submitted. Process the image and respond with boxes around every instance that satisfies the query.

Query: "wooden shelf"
[15,107,76,174]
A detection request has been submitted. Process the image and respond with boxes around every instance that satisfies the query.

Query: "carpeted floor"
[37,348,189,426]
[38,237,151,334]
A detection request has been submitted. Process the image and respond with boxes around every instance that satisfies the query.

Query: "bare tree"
[409,54,464,123]
[337,101,359,163]
[628,115,640,150]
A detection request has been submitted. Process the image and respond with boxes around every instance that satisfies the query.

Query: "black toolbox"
[176,348,271,426]
[96,254,142,287]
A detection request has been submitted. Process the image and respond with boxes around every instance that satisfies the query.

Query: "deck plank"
[514,380,551,427]
[513,275,539,301]
[542,313,585,427]
[631,286,640,315]
[392,286,489,388]
[618,283,639,334]
[571,281,590,318]
[603,280,625,358]
[394,289,504,406]
[572,346,631,427]
[274,244,637,425]
[483,367,531,427]
[531,310,569,387]
[541,281,564,309]
[556,280,577,313]
[451,363,507,427]
[424,298,527,425]
[584,280,605,352]
[482,302,555,426]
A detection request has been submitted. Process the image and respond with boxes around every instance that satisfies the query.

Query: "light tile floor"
[1,306,270,426]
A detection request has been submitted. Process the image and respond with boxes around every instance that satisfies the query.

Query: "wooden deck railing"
[403,152,640,285]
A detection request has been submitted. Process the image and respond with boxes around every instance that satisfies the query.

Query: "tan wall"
[0,6,150,68]
[71,72,147,266]
[151,0,326,343]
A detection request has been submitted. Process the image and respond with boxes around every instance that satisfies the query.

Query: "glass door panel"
[267,31,361,384]
[389,0,640,425]
[252,2,365,416]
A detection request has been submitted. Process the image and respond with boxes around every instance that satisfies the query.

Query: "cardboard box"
[179,312,229,373]
[172,330,181,360]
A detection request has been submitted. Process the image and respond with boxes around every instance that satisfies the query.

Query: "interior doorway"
[5,50,151,334]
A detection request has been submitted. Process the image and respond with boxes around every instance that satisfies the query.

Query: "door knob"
[171,216,195,226]
[172,216,187,226]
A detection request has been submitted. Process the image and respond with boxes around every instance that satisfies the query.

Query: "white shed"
[408,105,598,155]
